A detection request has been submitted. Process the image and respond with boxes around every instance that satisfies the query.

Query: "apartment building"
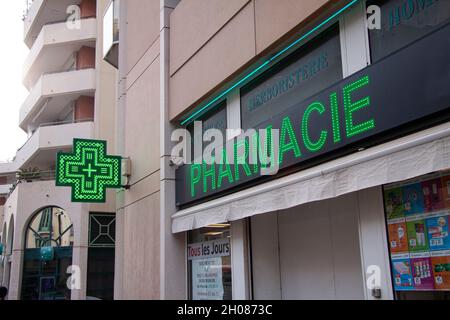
[0,0,117,300]
[111,0,450,300]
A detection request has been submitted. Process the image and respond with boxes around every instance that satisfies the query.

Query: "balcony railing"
[23,17,97,89]
[38,118,95,129]
[16,169,56,182]
[20,68,96,130]
[19,118,94,152]
[6,170,55,196]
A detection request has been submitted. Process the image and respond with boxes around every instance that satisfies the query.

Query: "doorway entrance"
[250,192,365,299]
[21,247,73,300]
[21,207,74,300]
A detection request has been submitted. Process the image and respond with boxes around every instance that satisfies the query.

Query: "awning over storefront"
[172,122,450,233]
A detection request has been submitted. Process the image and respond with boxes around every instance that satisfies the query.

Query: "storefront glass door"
[21,247,73,300]
[21,206,74,300]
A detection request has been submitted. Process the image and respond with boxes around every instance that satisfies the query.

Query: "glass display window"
[384,170,450,299]
[367,0,450,63]
[187,224,232,300]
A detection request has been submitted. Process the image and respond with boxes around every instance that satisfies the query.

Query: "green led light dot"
[202,158,216,193]
[217,148,234,188]
[343,75,375,138]
[251,132,259,174]
[279,116,301,165]
[234,138,252,181]
[260,125,274,169]
[190,164,202,197]
[330,92,341,143]
[302,102,328,152]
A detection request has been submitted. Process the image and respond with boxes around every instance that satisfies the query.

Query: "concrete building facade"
[108,0,450,300]
[0,0,117,300]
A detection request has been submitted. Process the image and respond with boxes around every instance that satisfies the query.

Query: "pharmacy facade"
[170,0,450,300]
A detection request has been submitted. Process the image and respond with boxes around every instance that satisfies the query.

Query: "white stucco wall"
[1,180,89,300]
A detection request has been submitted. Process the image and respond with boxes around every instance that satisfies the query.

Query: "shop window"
[383,170,450,300]
[86,213,116,300]
[22,207,73,300]
[240,24,342,130]
[367,0,450,63]
[188,224,232,300]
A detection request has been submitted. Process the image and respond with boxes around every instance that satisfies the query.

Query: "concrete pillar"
[159,0,186,300]
[7,249,23,300]
[71,246,88,300]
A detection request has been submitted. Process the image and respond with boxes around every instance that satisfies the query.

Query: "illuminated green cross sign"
[56,139,122,203]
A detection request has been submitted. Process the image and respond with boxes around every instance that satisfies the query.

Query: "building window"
[22,207,73,300]
[25,207,73,249]
[383,170,450,300]
[240,23,342,130]
[103,0,120,68]
[88,213,116,247]
[367,0,450,63]
[186,100,228,164]
[86,213,116,300]
[188,224,232,300]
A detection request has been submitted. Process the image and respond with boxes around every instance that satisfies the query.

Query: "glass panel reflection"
[25,207,73,249]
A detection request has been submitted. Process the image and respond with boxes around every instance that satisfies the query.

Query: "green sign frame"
[56,139,122,203]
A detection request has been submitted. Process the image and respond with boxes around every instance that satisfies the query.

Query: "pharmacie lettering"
[189,75,375,198]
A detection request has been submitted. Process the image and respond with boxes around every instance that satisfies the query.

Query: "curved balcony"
[24,0,84,48]
[23,17,97,90]
[19,68,96,132]
[0,162,18,175]
[0,185,12,196]
[14,121,94,171]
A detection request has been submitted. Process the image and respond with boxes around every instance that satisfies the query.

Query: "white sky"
[0,2,29,162]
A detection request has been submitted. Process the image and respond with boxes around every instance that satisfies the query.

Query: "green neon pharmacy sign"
[56,139,122,203]
[176,18,450,206]
[187,75,374,199]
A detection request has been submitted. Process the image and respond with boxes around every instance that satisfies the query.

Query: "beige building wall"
[114,0,162,300]
[1,181,90,300]
[168,0,354,119]
[113,0,358,299]
[90,0,118,214]
[113,0,187,300]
